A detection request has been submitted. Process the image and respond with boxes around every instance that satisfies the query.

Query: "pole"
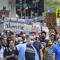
[20,0,23,18]
[21,7,22,18]
[41,22,42,33]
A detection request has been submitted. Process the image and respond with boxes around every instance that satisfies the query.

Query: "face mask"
[48,44,52,46]
[58,39,60,44]
[0,42,2,49]
[20,41,23,44]
[0,46,1,49]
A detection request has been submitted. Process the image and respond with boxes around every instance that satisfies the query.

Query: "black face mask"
[48,44,52,46]
[0,46,1,49]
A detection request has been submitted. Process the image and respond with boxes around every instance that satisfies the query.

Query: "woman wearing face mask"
[44,40,54,60]
[53,39,60,60]
[4,40,18,60]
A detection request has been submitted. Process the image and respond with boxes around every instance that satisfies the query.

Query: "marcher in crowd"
[44,40,54,60]
[4,40,18,60]
[49,33,57,44]
[0,30,60,60]
[39,31,48,60]
[16,33,39,60]
[53,39,60,60]
[33,37,43,60]
[0,37,5,60]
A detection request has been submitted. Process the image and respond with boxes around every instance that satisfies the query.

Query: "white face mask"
[58,39,60,44]
[20,41,23,44]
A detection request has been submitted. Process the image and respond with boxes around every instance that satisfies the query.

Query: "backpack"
[25,44,35,60]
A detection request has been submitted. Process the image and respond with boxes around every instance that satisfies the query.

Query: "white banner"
[3,19,32,32]
[4,21,25,32]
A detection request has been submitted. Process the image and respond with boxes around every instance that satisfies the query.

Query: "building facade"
[0,0,16,18]
[0,0,44,18]
[16,0,44,18]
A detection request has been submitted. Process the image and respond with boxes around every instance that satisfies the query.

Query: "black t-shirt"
[4,47,18,60]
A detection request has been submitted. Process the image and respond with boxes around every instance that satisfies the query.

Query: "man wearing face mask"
[16,32,39,60]
[29,32,43,60]
[25,32,37,45]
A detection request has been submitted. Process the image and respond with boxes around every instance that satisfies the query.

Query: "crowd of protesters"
[0,30,60,60]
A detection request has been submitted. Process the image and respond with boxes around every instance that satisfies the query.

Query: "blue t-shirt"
[53,44,60,60]
[16,44,26,60]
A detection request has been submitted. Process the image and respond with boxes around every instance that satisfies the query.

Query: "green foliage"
[44,0,60,12]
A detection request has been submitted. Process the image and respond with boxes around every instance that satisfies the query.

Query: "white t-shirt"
[0,46,5,60]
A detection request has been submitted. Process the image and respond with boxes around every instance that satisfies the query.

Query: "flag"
[56,7,60,18]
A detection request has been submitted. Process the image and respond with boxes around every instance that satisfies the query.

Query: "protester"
[4,40,18,60]
[19,31,24,37]
[40,31,48,43]
[0,30,59,60]
[30,32,36,40]
[39,31,48,60]
[44,40,54,60]
[0,37,5,60]
[9,31,16,44]
[3,35,7,47]
[39,31,47,50]
[17,37,23,44]
[33,38,43,60]
[49,33,57,44]
[22,34,26,43]
[53,39,60,60]
[16,33,39,60]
